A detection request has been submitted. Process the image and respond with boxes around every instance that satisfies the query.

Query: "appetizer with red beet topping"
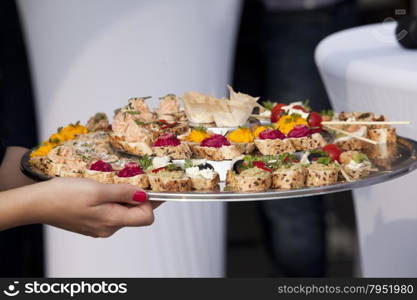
[254,129,295,155]
[192,134,243,160]
[113,162,149,189]
[84,160,114,184]
[152,133,192,159]
[287,125,326,151]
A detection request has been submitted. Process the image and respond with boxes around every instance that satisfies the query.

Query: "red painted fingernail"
[132,191,147,202]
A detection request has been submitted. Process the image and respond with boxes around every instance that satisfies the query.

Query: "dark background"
[0,0,412,277]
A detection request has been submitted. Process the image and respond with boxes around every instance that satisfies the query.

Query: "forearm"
[0,181,48,230]
[0,147,35,191]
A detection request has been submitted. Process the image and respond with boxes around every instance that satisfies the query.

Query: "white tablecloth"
[316,22,417,277]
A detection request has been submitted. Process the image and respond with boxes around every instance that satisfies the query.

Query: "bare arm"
[0,147,34,191]
[0,177,160,237]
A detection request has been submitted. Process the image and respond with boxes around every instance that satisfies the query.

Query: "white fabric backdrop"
[18,0,241,277]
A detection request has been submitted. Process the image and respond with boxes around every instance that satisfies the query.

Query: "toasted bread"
[254,138,295,155]
[192,145,243,161]
[232,142,256,154]
[109,133,153,156]
[336,138,363,151]
[148,171,192,192]
[83,169,114,184]
[152,143,192,159]
[306,163,340,187]
[29,156,53,177]
[272,165,306,189]
[289,133,326,151]
[226,168,272,192]
[367,127,396,144]
[113,174,150,189]
[189,173,220,191]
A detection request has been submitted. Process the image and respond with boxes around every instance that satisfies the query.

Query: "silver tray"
[21,137,417,202]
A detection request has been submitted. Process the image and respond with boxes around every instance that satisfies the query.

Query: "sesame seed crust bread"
[231,142,256,154]
[192,145,243,161]
[113,174,150,189]
[254,138,295,155]
[83,169,114,184]
[147,171,192,192]
[189,173,220,191]
[109,133,153,156]
[306,162,340,187]
[152,143,192,159]
[367,127,397,144]
[29,156,53,177]
[336,138,363,151]
[225,169,272,192]
[289,133,326,151]
[272,165,306,189]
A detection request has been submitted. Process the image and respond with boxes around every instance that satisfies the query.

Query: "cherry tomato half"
[322,144,342,162]
[292,105,308,113]
[253,161,272,173]
[271,103,286,123]
[308,111,323,133]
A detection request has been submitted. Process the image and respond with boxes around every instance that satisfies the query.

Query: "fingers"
[121,201,155,227]
[93,183,148,206]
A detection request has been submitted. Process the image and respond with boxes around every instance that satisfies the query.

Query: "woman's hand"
[0,177,161,237]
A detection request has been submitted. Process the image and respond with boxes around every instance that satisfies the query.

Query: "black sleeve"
[0,139,6,164]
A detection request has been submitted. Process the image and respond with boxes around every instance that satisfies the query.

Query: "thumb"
[93,183,148,206]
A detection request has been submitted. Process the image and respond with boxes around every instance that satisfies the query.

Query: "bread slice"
[109,133,153,156]
[342,164,371,180]
[232,142,256,154]
[289,133,326,151]
[189,173,220,191]
[226,168,272,192]
[272,165,306,189]
[336,138,363,151]
[148,171,192,192]
[339,151,372,180]
[113,174,150,189]
[306,162,340,187]
[29,156,53,177]
[367,127,396,144]
[83,169,114,184]
[152,143,192,159]
[192,145,243,161]
[254,138,295,155]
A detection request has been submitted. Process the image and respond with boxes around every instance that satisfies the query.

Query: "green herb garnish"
[320,109,334,118]
[184,159,194,169]
[262,100,275,111]
[134,120,145,126]
[352,152,369,163]
[192,126,207,132]
[358,113,371,119]
[166,163,180,171]
[126,111,141,115]
[302,99,311,112]
[138,155,152,171]
[316,156,332,165]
